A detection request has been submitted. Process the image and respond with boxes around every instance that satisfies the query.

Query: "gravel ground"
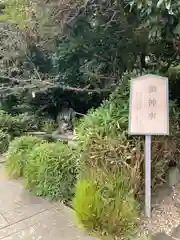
[135,184,180,239]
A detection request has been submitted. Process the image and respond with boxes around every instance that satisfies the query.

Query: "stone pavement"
[1,163,180,240]
[0,165,97,240]
[152,230,180,240]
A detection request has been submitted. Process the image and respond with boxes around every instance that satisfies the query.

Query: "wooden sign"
[128,74,169,135]
[128,74,169,218]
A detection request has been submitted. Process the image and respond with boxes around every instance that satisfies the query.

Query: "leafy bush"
[0,0,34,29]
[5,136,44,178]
[73,171,139,239]
[76,86,129,142]
[0,130,10,154]
[40,119,57,133]
[73,76,180,239]
[14,113,39,132]
[24,141,77,200]
[79,136,143,195]
[76,79,180,195]
[0,111,38,137]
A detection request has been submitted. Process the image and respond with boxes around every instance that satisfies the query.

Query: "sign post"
[128,74,169,218]
[145,135,151,217]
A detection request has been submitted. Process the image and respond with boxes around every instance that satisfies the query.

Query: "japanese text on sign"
[148,85,157,119]
[128,74,169,135]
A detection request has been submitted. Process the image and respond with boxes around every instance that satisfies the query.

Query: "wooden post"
[128,74,169,218]
[145,135,151,218]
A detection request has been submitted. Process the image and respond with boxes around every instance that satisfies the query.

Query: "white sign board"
[128,74,169,135]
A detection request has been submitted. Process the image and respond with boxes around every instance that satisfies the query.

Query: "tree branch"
[57,85,113,93]
[0,75,114,93]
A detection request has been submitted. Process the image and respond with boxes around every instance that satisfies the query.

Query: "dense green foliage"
[5,137,77,201]
[129,0,180,40]
[0,130,10,154]
[40,119,57,133]
[1,0,180,115]
[76,80,180,194]
[5,136,45,178]
[73,172,139,239]
[24,142,77,200]
[73,81,180,238]
[0,110,38,137]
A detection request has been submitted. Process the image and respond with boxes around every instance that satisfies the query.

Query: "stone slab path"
[2,162,180,240]
[0,165,97,240]
[152,230,180,240]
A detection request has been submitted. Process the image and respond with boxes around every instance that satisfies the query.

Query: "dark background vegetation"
[0,0,180,118]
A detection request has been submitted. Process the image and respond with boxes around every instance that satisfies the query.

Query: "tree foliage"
[128,0,180,39]
[0,0,180,114]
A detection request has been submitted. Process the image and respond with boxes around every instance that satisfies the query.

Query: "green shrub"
[5,136,44,178]
[73,171,139,239]
[40,119,57,133]
[76,86,129,144]
[14,113,39,133]
[0,111,38,137]
[24,141,77,200]
[76,82,180,195]
[79,136,143,195]
[74,79,180,240]
[0,130,10,154]
[0,110,14,133]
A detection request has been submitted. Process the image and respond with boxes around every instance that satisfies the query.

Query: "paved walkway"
[0,165,97,240]
[152,230,180,240]
[1,164,180,240]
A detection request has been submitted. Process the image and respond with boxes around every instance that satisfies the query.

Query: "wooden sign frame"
[128,74,169,136]
[128,74,169,218]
